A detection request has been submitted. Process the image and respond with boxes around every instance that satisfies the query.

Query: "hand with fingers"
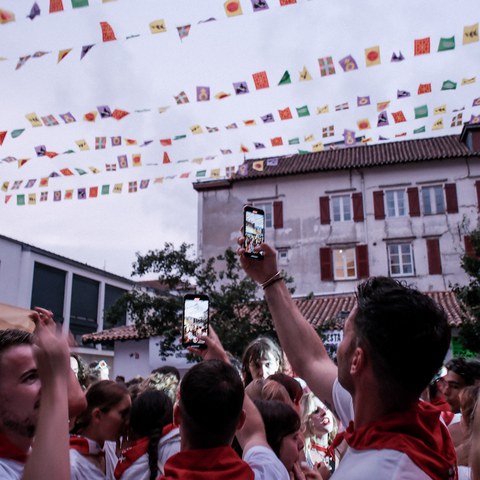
[187,326,230,364]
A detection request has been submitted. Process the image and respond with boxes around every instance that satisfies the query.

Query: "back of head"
[179,360,244,449]
[267,373,303,405]
[73,380,129,433]
[262,380,293,405]
[139,371,179,404]
[130,389,173,438]
[254,399,300,457]
[445,358,478,386]
[355,277,450,401]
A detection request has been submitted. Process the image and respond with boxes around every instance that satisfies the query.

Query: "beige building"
[194,125,480,299]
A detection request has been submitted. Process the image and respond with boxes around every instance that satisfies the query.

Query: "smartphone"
[243,205,265,260]
[182,294,209,348]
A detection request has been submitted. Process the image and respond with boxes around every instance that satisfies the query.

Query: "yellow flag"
[57,49,72,63]
[190,125,203,135]
[377,101,390,112]
[462,77,476,85]
[299,66,312,81]
[432,118,444,130]
[434,105,447,115]
[463,23,479,44]
[317,105,329,114]
[158,106,169,113]
[312,142,324,152]
[304,134,315,142]
[76,139,90,150]
[224,1,242,17]
[192,157,203,164]
[365,46,381,67]
[113,183,123,193]
[28,193,36,205]
[1,181,9,192]
[210,168,221,178]
[89,167,101,174]
[25,112,42,127]
[149,19,166,33]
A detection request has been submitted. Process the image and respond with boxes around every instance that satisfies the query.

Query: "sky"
[0,0,479,279]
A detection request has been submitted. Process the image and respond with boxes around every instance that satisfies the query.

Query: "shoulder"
[333,448,431,480]
[0,458,23,480]
[332,378,354,425]
[243,445,289,480]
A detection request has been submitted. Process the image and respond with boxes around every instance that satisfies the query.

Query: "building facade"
[0,234,133,364]
[194,127,480,298]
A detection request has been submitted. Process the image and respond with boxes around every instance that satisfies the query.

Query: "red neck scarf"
[331,401,458,480]
[114,423,178,480]
[160,446,254,480]
[430,397,456,425]
[69,435,105,457]
[0,432,28,464]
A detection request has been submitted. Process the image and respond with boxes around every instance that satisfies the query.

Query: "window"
[277,248,289,265]
[333,248,356,279]
[388,244,414,276]
[31,263,66,324]
[385,190,406,217]
[70,274,99,344]
[422,186,445,215]
[103,284,128,330]
[332,195,352,222]
[253,202,273,228]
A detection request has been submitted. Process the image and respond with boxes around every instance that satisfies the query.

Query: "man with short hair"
[238,240,457,479]
[160,330,289,479]
[444,357,478,414]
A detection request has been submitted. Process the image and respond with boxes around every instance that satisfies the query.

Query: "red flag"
[89,187,98,198]
[163,152,171,164]
[100,21,116,42]
[0,131,6,146]
[49,0,63,13]
[111,109,129,120]
[252,71,269,90]
[160,139,172,146]
[278,107,292,120]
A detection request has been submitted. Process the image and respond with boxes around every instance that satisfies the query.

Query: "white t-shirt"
[243,445,290,480]
[118,428,181,480]
[331,379,430,480]
[0,458,23,480]
[70,442,118,480]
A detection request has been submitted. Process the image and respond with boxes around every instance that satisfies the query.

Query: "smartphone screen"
[182,294,209,348]
[243,205,265,260]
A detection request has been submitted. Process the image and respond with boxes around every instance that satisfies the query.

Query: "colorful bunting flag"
[462,77,476,85]
[128,182,138,193]
[53,191,61,202]
[113,184,123,194]
[335,103,349,111]
[365,46,381,66]
[84,111,98,122]
[463,23,479,44]
[392,111,407,123]
[16,56,31,70]
[72,0,88,7]
[49,0,63,13]
[304,134,314,142]
[140,180,150,189]
[414,105,428,119]
[278,71,291,85]
[253,71,269,89]
[391,51,404,62]
[163,152,171,164]
[288,138,300,145]
[317,105,329,114]
[95,137,107,149]
[254,142,266,149]
[214,92,231,99]
[28,194,36,205]
[432,118,444,130]
[357,96,370,106]
[438,36,455,51]
[296,105,310,117]
[0,131,6,146]
[225,0,242,16]
[343,129,356,146]
[312,142,324,152]
[318,56,335,76]
[196,86,210,101]
[280,0,296,4]
[118,155,128,168]
[150,19,166,33]
[243,120,256,126]
[177,25,191,41]
[279,107,293,120]
[251,0,269,11]
[322,126,334,137]
[470,115,480,124]
[418,83,432,94]
[233,81,249,94]
[451,113,463,127]
[89,187,98,198]
[357,119,371,130]
[414,37,430,55]
[80,45,94,60]
[77,188,87,200]
[434,105,447,115]
[111,136,122,146]
[261,113,274,123]
[339,55,358,71]
[397,90,411,98]
[76,139,89,150]
[191,125,203,134]
[57,49,72,63]
[271,137,283,146]
[377,111,389,127]
[252,160,264,172]
[132,154,142,167]
[299,66,312,81]
[27,3,40,20]
[101,185,110,195]
[111,109,129,120]
[377,101,390,112]
[65,190,73,200]
[0,8,15,23]
[441,80,457,90]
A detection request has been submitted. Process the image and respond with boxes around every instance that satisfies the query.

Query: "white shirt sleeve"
[243,445,290,480]
[332,378,355,427]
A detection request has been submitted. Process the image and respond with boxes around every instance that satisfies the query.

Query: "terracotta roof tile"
[82,290,466,344]
[231,134,477,182]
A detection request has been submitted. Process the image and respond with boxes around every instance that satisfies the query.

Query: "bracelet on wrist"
[261,271,284,290]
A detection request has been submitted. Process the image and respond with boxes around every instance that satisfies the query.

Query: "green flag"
[11,129,25,138]
[441,80,457,90]
[296,105,310,117]
[414,105,428,119]
[75,168,87,175]
[298,149,310,154]
[196,170,206,177]
[71,0,89,7]
[173,135,187,140]
[288,137,300,145]
[278,70,291,85]
[101,185,110,195]
[414,126,426,134]
[17,194,25,206]
[438,36,455,51]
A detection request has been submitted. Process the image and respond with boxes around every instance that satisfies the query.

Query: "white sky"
[0,0,479,279]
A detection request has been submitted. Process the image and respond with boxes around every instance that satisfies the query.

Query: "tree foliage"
[454,229,480,353]
[106,243,294,360]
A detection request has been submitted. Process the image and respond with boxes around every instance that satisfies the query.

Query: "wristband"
[261,271,284,290]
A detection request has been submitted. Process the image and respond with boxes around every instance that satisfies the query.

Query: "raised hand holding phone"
[182,294,209,349]
[243,205,265,260]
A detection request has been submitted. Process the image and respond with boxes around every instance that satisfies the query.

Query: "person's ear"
[173,402,181,427]
[350,346,366,376]
[236,409,246,431]
[92,407,102,424]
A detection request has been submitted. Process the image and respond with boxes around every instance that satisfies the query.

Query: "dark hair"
[254,399,300,457]
[445,358,478,386]
[354,277,450,402]
[0,330,33,380]
[241,337,283,386]
[179,360,244,449]
[151,365,181,382]
[130,390,173,480]
[72,380,129,434]
[267,373,303,404]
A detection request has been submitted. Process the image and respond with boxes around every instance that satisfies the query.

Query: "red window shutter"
[356,245,369,279]
[476,181,480,211]
[464,235,475,258]
[373,191,385,219]
[319,196,330,225]
[273,201,283,229]
[352,193,364,222]
[320,248,333,281]
[426,238,442,275]
[445,183,458,214]
[407,187,420,217]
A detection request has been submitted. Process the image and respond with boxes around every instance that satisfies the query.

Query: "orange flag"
[100,21,116,41]
[163,152,171,164]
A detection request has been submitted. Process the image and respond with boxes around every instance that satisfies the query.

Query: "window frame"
[331,195,352,222]
[253,202,273,228]
[333,247,357,280]
[421,185,445,215]
[387,243,415,277]
[385,189,407,217]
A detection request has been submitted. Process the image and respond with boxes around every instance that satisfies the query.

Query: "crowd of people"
[1,237,480,479]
